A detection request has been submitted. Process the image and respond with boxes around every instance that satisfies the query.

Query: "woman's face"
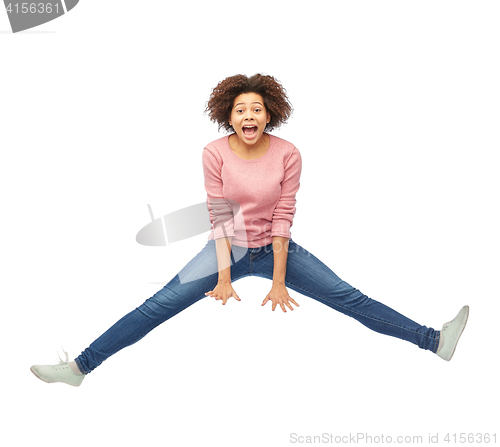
[229,92,270,147]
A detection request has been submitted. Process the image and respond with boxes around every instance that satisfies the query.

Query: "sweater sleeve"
[271,146,302,238]
[202,148,235,239]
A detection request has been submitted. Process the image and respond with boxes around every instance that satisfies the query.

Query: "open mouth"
[242,125,258,137]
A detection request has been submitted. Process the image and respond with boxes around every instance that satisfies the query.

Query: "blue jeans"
[75,239,440,374]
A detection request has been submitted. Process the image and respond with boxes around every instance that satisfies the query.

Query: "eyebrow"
[234,101,263,108]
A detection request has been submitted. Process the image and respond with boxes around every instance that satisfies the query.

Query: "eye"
[254,108,261,112]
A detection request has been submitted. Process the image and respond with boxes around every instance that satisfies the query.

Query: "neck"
[230,132,269,153]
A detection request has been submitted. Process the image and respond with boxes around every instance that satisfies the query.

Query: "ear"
[267,112,271,123]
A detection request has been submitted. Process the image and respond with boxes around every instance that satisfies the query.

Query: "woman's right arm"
[215,236,233,283]
[205,236,241,304]
[202,147,240,304]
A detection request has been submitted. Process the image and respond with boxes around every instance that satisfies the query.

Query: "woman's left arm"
[261,236,300,312]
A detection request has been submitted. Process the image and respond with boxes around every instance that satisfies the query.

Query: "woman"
[30,74,469,387]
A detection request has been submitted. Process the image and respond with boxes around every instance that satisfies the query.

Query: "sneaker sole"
[30,366,82,387]
[443,305,469,361]
[30,366,52,384]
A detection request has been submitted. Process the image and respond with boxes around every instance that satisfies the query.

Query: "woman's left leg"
[252,239,440,353]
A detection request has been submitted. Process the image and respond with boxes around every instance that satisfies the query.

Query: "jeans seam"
[74,357,88,375]
[232,273,251,282]
[433,331,440,353]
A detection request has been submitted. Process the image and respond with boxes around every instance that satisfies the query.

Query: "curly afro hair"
[204,73,293,133]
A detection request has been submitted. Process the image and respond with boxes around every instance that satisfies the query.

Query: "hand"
[205,281,241,305]
[262,283,299,313]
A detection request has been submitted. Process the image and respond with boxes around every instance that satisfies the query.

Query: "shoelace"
[53,347,70,370]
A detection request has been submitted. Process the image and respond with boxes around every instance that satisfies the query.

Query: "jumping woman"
[31,73,469,387]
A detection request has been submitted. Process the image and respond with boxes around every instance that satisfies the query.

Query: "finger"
[280,302,287,313]
[285,301,294,311]
[262,297,269,306]
[234,293,241,301]
[289,297,300,307]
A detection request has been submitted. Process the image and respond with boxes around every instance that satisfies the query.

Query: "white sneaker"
[436,305,469,361]
[30,349,85,387]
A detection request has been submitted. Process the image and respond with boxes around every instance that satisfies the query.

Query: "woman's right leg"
[75,239,246,374]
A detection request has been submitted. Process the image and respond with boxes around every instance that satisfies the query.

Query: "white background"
[1,1,499,446]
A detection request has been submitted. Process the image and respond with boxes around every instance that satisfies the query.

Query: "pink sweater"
[203,133,302,248]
